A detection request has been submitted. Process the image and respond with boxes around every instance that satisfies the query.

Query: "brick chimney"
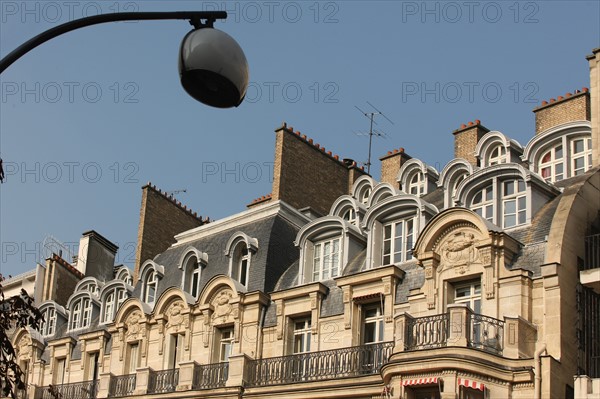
[452,120,490,166]
[379,148,411,188]
[268,123,366,216]
[134,183,208,281]
[587,48,600,167]
[533,89,591,135]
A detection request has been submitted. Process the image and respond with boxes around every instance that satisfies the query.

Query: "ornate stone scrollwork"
[125,311,142,340]
[439,231,483,274]
[212,290,234,323]
[166,300,185,330]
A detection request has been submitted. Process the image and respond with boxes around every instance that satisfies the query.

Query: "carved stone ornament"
[439,231,482,272]
[212,289,233,323]
[18,335,31,357]
[166,300,185,329]
[125,311,142,339]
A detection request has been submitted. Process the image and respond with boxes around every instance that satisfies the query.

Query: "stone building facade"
[7,48,600,399]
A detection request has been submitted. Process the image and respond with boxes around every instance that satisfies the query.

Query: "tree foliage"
[0,274,43,398]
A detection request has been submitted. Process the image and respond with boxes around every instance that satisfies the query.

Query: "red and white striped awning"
[402,377,438,386]
[458,378,485,391]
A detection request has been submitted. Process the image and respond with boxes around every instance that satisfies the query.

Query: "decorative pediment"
[211,289,235,325]
[435,226,485,275]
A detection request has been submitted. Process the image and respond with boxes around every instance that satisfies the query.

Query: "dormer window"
[488,145,506,165]
[41,307,56,336]
[183,254,202,298]
[101,286,127,324]
[342,208,356,224]
[408,172,425,196]
[502,180,526,228]
[572,138,592,176]
[382,217,414,265]
[69,297,92,330]
[312,238,340,281]
[144,271,157,305]
[231,243,250,287]
[360,187,372,205]
[540,145,564,182]
[471,185,494,222]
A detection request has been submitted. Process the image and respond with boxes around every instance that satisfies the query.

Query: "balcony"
[192,362,228,390]
[148,368,179,394]
[397,305,510,357]
[108,374,136,397]
[246,341,394,387]
[35,380,98,399]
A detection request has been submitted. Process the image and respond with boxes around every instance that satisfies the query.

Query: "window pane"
[556,145,563,159]
[504,181,514,195]
[473,191,482,204]
[505,214,516,227]
[574,139,584,153]
[517,180,525,192]
[504,199,516,214]
[541,151,551,163]
[485,186,493,201]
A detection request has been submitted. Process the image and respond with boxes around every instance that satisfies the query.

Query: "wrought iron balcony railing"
[405,313,449,350]
[109,374,136,397]
[35,380,98,399]
[147,368,179,394]
[246,341,394,387]
[584,234,600,271]
[192,362,228,390]
[469,313,504,355]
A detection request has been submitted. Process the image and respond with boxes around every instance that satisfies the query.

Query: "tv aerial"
[355,101,394,174]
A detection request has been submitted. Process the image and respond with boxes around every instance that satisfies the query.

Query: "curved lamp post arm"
[0,11,227,74]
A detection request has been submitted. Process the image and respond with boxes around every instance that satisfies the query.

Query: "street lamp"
[0,11,249,108]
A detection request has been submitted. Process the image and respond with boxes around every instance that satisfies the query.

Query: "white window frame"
[571,137,592,176]
[408,171,425,195]
[126,342,140,374]
[342,208,356,224]
[103,292,115,324]
[539,144,564,182]
[382,217,414,265]
[312,237,341,281]
[218,328,234,362]
[143,271,157,305]
[41,307,56,336]
[453,280,481,313]
[69,297,92,331]
[292,318,312,354]
[471,185,494,222]
[502,180,526,228]
[362,303,384,344]
[488,145,506,166]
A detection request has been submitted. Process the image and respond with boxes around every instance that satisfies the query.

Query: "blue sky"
[1,0,599,277]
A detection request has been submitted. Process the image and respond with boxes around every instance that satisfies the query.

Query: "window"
[86,352,100,382]
[41,307,56,336]
[312,238,340,281]
[572,138,592,176]
[382,218,414,265]
[292,318,311,354]
[502,180,526,228]
[230,243,251,287]
[183,255,201,298]
[218,328,234,362]
[70,297,92,330]
[454,281,481,313]
[102,288,127,324]
[342,208,356,224]
[451,173,467,200]
[539,145,564,182]
[408,172,425,195]
[79,282,99,296]
[488,145,506,165]
[359,187,372,205]
[362,304,384,344]
[168,334,184,369]
[143,271,157,304]
[126,343,139,374]
[471,185,494,222]
[54,358,66,385]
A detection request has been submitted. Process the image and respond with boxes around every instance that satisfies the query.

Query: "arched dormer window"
[100,281,130,324]
[67,295,94,331]
[523,122,593,183]
[295,216,366,284]
[408,171,424,195]
[438,159,474,209]
[38,302,67,337]
[397,159,438,197]
[330,196,363,227]
[225,233,258,288]
[75,277,102,297]
[363,195,437,269]
[116,267,133,286]
[139,261,164,306]
[352,176,375,207]
[179,248,208,298]
[488,145,506,165]
[456,164,554,230]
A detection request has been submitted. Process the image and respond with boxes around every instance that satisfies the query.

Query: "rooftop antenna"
[355,101,394,174]
[165,188,187,197]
